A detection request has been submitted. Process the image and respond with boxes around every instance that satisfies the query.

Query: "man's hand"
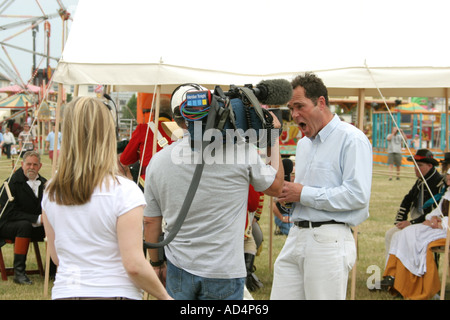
[423,216,442,229]
[396,220,411,229]
[269,111,282,129]
[153,264,167,286]
[278,181,302,205]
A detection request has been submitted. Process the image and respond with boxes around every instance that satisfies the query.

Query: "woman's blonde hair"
[46,96,118,205]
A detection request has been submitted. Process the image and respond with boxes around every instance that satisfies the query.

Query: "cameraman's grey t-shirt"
[144,136,276,279]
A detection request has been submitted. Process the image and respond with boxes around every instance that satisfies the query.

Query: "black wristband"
[150,260,164,267]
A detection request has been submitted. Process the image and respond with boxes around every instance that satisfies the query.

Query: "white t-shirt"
[42,176,146,300]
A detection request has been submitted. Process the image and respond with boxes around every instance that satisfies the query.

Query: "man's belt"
[294,220,345,228]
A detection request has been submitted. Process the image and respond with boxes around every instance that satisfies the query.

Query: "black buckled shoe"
[13,273,33,285]
[380,276,395,291]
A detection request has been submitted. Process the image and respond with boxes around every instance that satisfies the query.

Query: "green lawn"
[0,155,448,300]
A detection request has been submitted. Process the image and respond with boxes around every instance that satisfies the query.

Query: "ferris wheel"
[0,0,74,88]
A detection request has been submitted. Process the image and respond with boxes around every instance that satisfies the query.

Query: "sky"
[2,0,450,90]
[0,0,79,85]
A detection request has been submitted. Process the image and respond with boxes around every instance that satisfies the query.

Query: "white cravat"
[27,178,41,197]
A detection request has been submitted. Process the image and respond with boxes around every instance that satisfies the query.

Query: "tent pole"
[440,205,450,299]
[269,196,273,273]
[357,89,365,130]
[44,82,63,297]
[152,85,161,155]
[446,88,449,152]
[37,118,41,154]
[350,89,365,300]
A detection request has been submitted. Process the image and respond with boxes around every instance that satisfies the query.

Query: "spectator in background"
[45,125,62,164]
[273,158,295,235]
[440,152,450,174]
[3,127,15,159]
[273,200,293,235]
[18,123,34,158]
[387,127,405,181]
[411,134,420,149]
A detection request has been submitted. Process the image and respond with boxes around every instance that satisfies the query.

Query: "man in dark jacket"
[0,151,48,284]
[385,149,443,258]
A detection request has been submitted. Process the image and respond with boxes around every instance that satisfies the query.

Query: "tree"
[122,93,137,119]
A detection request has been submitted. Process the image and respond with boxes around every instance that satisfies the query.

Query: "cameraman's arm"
[143,216,163,265]
[263,112,284,197]
[264,143,284,197]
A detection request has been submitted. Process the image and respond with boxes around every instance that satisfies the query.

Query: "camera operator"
[143,84,284,300]
[270,73,372,300]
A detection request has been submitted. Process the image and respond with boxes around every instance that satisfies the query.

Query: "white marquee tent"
[53,0,450,99]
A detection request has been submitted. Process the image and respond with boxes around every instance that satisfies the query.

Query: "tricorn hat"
[440,152,450,165]
[407,149,438,166]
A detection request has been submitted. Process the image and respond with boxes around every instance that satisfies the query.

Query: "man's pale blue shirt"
[292,114,372,226]
[46,131,62,151]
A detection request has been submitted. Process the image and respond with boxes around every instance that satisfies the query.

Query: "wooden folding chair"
[0,239,44,281]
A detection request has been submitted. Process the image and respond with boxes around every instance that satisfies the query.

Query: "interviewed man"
[270,73,373,300]
[143,84,284,300]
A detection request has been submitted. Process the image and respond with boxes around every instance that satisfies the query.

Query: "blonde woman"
[42,97,172,300]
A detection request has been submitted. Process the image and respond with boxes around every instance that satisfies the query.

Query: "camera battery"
[186,91,209,108]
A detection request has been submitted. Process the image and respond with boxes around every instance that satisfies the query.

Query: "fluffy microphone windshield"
[256,79,293,105]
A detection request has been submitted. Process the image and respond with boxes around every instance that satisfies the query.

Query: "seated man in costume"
[0,151,55,284]
[380,168,450,300]
[385,149,443,259]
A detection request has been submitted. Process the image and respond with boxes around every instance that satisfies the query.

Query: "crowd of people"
[0,72,448,300]
[0,121,61,160]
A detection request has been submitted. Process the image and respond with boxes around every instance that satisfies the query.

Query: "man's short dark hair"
[291,72,329,107]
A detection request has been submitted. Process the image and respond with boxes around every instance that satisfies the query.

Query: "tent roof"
[0,93,35,108]
[0,84,41,94]
[53,0,450,97]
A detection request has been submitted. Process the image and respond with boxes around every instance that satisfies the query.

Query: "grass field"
[0,154,448,300]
